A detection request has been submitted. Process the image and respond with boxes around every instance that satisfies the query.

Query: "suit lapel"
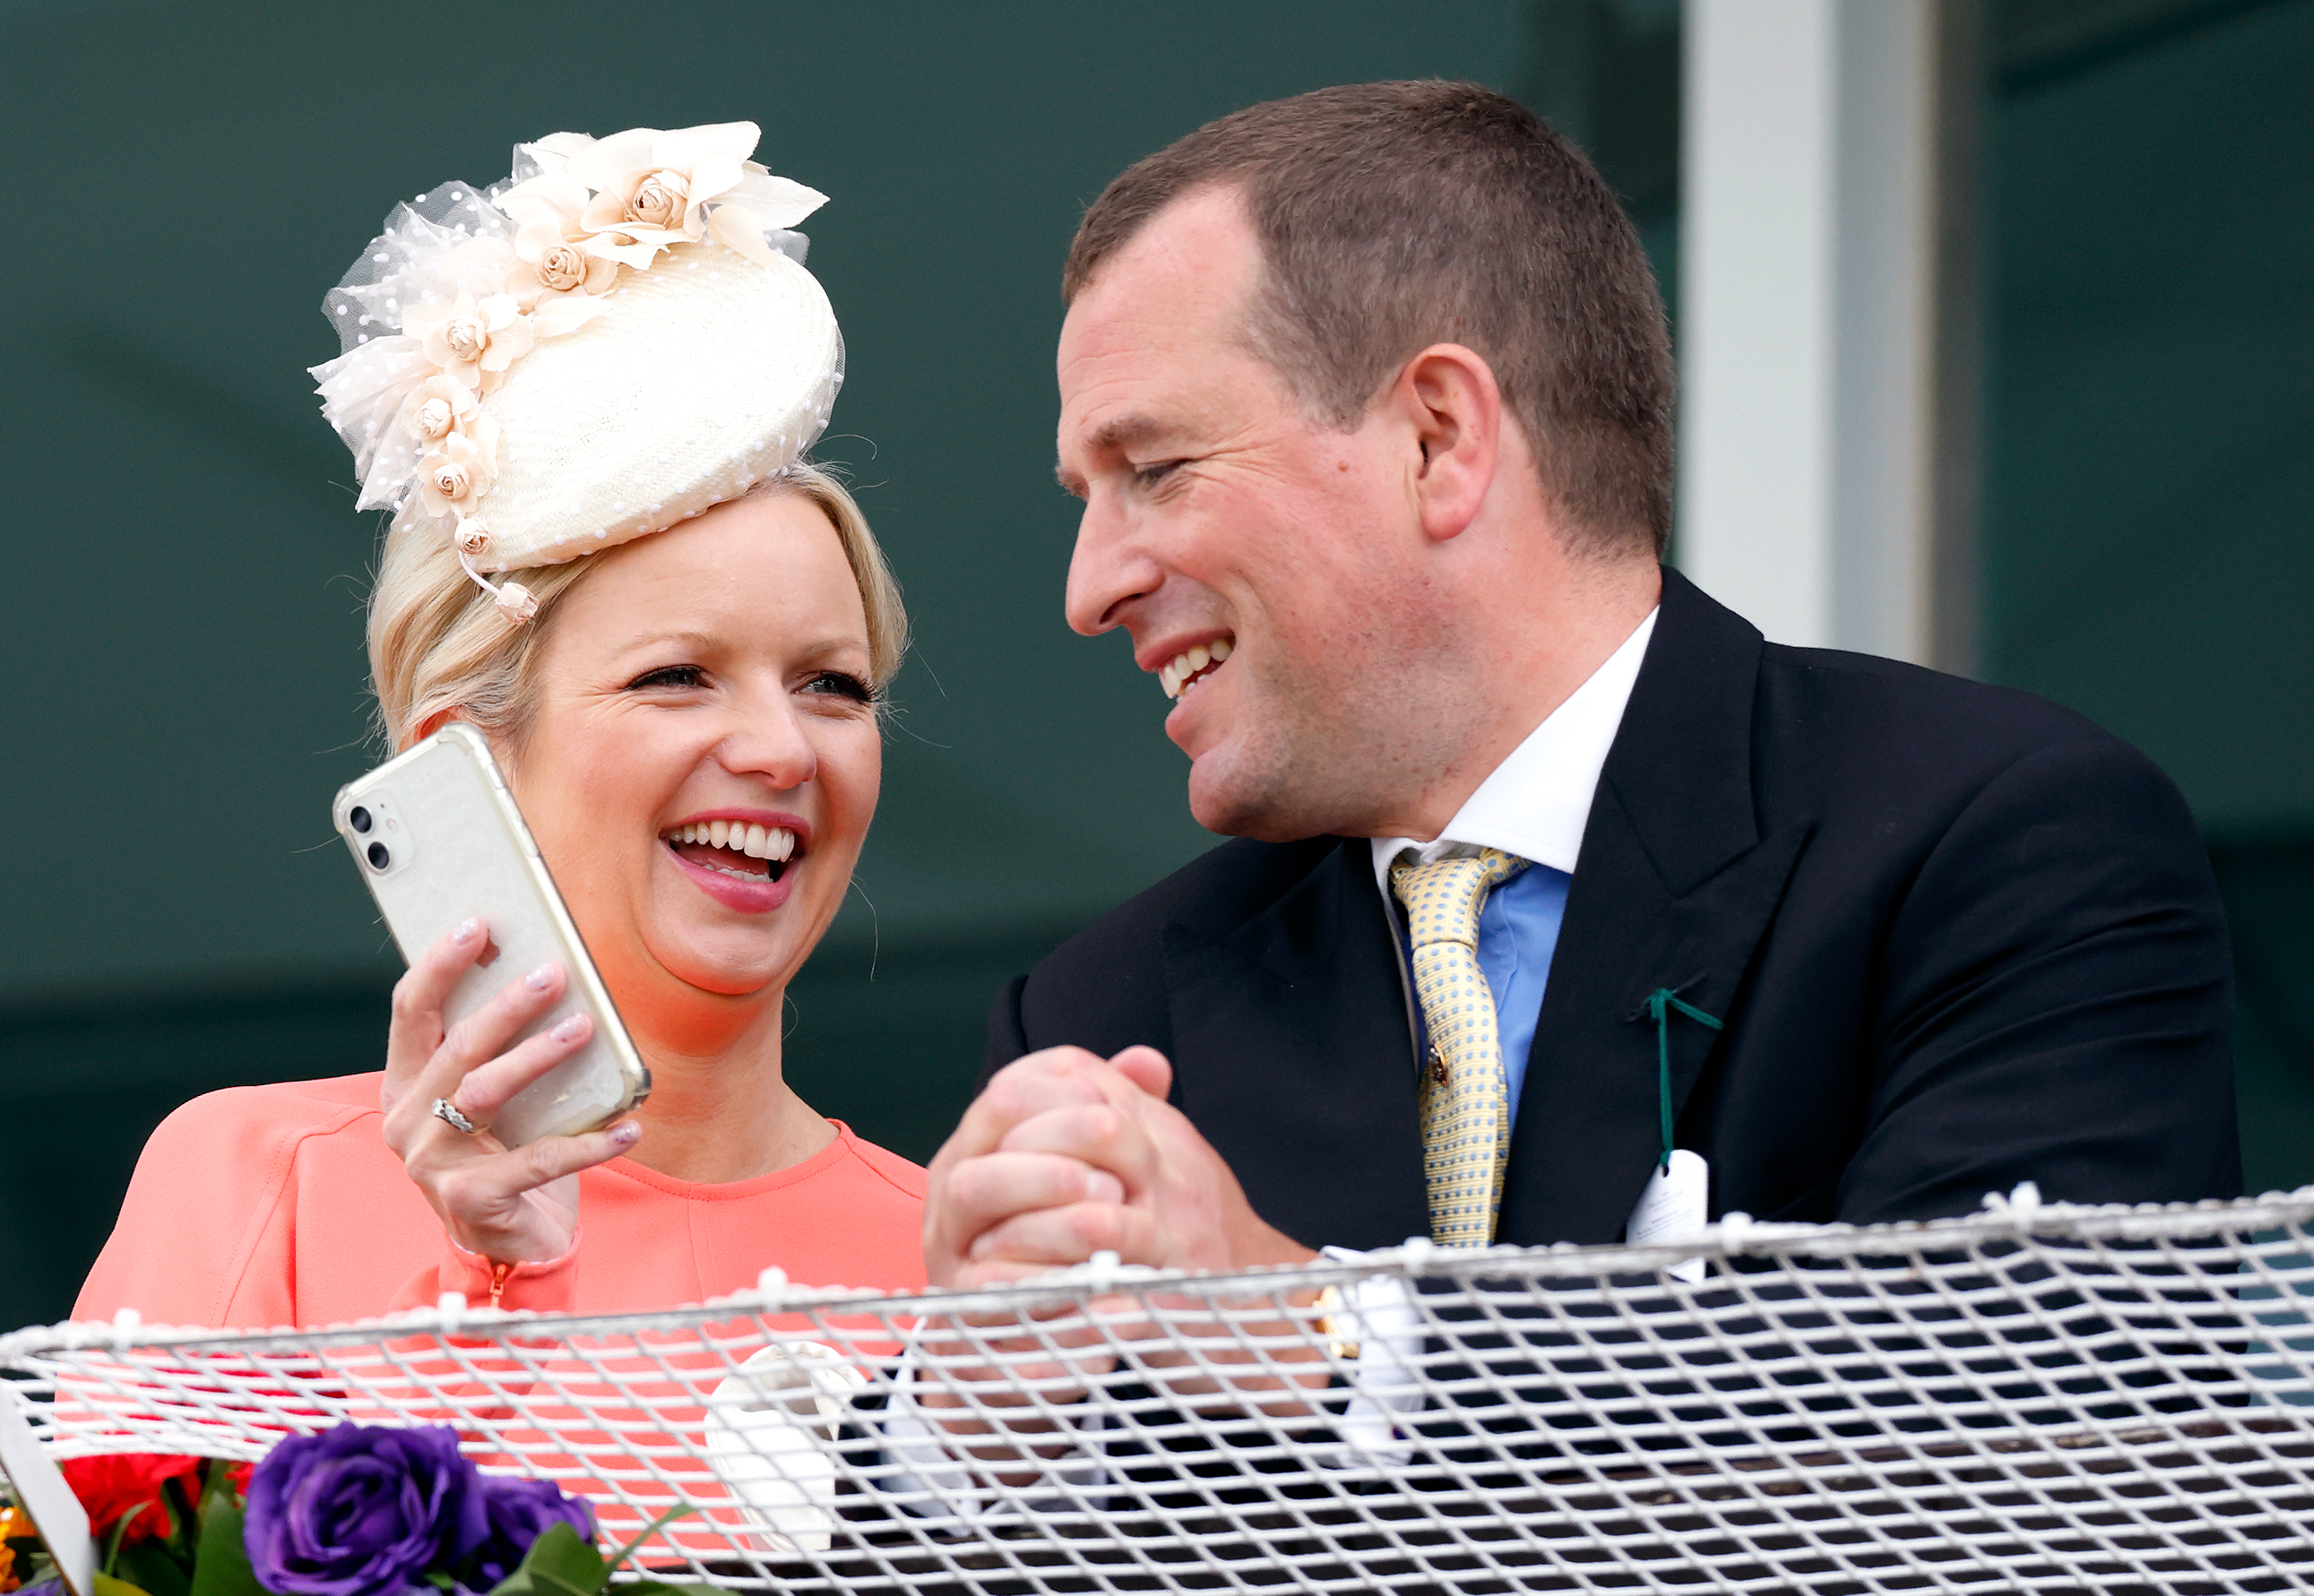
[1162,841,1431,1251]
[1498,569,1813,1245]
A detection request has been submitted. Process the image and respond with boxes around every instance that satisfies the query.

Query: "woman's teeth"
[665,821,796,868]
[1160,635,1233,700]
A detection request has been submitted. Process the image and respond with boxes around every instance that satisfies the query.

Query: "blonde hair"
[367,463,908,753]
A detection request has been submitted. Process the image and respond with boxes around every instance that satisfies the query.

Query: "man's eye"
[626,665,705,691]
[803,671,874,703]
[1134,460,1187,489]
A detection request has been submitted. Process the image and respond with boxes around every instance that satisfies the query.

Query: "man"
[923,82,2236,1301]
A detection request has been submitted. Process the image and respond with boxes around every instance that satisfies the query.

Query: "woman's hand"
[379,917,640,1264]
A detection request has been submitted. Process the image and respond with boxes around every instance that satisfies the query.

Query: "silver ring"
[431,1096,479,1135]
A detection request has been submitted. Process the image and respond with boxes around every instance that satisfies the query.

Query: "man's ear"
[1393,343,1503,544]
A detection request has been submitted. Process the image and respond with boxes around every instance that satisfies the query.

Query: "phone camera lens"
[349,806,373,834]
[366,841,391,871]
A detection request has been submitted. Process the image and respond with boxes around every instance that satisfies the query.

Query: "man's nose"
[1064,493,1154,638]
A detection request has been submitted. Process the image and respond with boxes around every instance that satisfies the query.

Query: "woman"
[76,122,928,1328]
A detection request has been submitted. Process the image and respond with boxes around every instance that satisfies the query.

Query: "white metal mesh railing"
[8,1187,2314,1594]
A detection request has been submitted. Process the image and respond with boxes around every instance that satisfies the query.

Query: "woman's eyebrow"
[616,628,722,656]
[612,628,870,664]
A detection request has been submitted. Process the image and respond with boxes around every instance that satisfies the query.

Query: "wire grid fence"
[8,1189,2314,1594]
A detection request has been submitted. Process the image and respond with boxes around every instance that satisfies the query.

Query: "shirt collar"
[1370,607,1657,893]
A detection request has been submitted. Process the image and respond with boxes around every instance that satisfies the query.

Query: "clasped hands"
[915,1046,1326,1471]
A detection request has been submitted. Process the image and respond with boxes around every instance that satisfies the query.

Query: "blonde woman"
[78,124,929,1327]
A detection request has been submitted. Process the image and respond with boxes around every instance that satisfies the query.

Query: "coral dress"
[74,1074,928,1329]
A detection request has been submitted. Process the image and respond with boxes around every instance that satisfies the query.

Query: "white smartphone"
[333,721,651,1146]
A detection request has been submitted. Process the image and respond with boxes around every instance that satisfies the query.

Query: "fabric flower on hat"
[396,373,483,445]
[698,160,827,269]
[407,289,535,393]
[506,221,618,310]
[505,121,826,272]
[501,142,666,272]
[570,123,752,240]
[419,429,495,519]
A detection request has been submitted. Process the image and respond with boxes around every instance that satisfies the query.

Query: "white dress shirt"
[1370,606,1657,889]
[1369,608,1658,1065]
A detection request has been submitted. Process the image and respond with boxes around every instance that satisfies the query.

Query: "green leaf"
[103,1505,149,1576]
[114,1540,190,1596]
[186,1497,261,1596]
[155,1481,184,1552]
[194,1462,241,1520]
[607,1581,721,1596]
[93,1574,155,1596]
[600,1505,694,1580]
[485,1521,604,1596]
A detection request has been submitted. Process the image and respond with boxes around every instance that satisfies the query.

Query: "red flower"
[57,1454,202,1543]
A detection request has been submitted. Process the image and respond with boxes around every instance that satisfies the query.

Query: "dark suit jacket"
[987,568,2240,1253]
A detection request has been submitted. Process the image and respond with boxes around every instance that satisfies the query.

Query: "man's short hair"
[1065,81,1674,557]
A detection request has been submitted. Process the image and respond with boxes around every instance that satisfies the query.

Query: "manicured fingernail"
[453,919,480,944]
[525,963,557,991]
[551,1013,588,1042]
[609,1121,641,1147]
[1085,1169,1125,1204]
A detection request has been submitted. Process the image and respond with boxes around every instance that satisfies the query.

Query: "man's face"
[1057,188,1475,841]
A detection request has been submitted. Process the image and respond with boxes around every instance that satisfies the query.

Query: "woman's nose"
[715,699,818,789]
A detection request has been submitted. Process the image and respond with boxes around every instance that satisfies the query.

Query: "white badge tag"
[1625,1149,1710,1282]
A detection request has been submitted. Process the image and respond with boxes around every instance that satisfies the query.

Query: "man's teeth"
[665,821,796,861]
[1159,636,1233,700]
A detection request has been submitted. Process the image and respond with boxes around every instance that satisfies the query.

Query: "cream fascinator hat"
[312,122,842,620]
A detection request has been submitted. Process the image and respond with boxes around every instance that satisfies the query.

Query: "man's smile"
[1158,633,1235,700]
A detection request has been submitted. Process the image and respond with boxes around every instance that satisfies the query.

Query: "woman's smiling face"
[500,489,882,1036]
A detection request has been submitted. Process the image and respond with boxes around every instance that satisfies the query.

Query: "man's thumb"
[1109,1044,1174,1101]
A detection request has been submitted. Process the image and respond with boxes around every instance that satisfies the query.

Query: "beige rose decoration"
[507,221,619,309]
[395,374,490,448]
[417,429,494,518]
[406,289,536,394]
[500,121,827,272]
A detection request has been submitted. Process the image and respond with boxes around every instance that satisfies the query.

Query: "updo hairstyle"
[367,464,908,753]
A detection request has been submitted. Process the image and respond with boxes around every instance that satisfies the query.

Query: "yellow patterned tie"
[1391,847,1530,1247]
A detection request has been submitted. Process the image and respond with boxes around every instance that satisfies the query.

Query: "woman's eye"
[802,670,874,703]
[626,665,705,691]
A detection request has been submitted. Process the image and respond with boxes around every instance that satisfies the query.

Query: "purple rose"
[462,1477,596,1591]
[243,1424,489,1596]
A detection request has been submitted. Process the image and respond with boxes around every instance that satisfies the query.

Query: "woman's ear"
[1393,343,1503,544]
[409,707,462,747]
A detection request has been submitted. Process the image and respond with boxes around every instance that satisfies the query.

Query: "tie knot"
[1390,847,1528,949]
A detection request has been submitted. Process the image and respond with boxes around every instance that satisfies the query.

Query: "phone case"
[333,723,651,1146]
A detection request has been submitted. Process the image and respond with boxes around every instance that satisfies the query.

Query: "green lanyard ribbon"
[1644,988,1723,1171]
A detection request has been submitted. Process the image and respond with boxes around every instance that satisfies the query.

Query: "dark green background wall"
[4,0,2308,1326]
